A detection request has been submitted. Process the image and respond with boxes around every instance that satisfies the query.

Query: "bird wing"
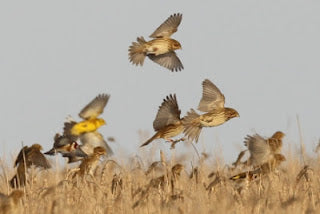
[150,13,182,38]
[197,79,225,112]
[80,131,113,156]
[27,150,51,169]
[244,134,272,166]
[148,51,183,72]
[14,146,29,167]
[79,94,110,120]
[63,121,78,140]
[153,94,181,131]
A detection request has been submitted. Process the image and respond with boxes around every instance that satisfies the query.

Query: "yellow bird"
[67,94,110,137]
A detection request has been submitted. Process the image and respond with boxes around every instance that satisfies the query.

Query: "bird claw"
[166,138,185,149]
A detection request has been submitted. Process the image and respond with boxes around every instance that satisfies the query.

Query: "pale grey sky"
[0,0,319,162]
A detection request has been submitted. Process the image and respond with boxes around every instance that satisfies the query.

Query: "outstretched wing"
[244,134,272,167]
[148,52,183,72]
[80,131,113,156]
[79,94,110,120]
[198,79,225,112]
[150,13,182,38]
[153,94,181,131]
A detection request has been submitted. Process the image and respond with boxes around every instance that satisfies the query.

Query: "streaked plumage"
[183,79,239,142]
[10,144,51,188]
[140,94,184,147]
[76,146,107,177]
[245,131,285,167]
[129,13,183,71]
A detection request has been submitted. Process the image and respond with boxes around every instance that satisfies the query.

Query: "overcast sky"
[0,0,319,163]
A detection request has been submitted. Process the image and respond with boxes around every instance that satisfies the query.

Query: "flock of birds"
[1,13,288,212]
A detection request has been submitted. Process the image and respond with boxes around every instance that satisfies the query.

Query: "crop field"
[0,141,319,214]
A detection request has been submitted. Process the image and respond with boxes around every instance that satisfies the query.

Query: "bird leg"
[166,138,186,149]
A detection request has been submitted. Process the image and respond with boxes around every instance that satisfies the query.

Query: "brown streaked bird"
[75,146,107,177]
[0,190,24,214]
[183,79,239,142]
[140,94,184,147]
[244,131,285,167]
[129,13,183,72]
[66,94,110,137]
[10,144,51,188]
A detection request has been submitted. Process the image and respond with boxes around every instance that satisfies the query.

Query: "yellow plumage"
[70,118,106,136]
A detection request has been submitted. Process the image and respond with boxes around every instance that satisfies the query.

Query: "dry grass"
[1,146,320,214]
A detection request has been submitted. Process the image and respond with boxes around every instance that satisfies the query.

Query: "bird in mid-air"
[140,94,185,148]
[66,94,110,137]
[183,79,239,142]
[129,13,183,72]
[230,131,286,181]
[10,144,51,188]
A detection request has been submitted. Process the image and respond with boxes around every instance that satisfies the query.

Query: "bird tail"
[140,132,160,147]
[182,109,202,143]
[129,36,147,66]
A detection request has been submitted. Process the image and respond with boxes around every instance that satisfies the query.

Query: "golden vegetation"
[1,144,320,214]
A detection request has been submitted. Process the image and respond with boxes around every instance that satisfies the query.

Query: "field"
[0,140,320,214]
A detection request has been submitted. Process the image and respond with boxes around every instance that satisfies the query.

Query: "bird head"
[271,131,285,140]
[32,144,43,151]
[225,108,240,120]
[171,39,182,50]
[95,118,106,127]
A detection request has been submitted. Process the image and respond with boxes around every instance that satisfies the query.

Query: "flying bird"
[10,144,51,188]
[244,131,285,167]
[66,94,110,137]
[230,153,286,181]
[129,13,183,72]
[140,94,184,147]
[183,79,239,142]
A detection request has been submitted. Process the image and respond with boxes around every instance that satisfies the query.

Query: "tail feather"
[129,36,146,66]
[140,132,159,147]
[183,109,202,143]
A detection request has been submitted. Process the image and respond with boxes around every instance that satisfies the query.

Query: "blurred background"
[0,0,319,163]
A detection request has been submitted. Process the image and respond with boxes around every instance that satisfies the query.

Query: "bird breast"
[145,38,173,55]
[199,111,227,127]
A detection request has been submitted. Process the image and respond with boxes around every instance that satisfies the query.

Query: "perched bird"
[129,13,183,72]
[76,146,107,177]
[183,79,239,142]
[0,190,24,214]
[140,94,184,147]
[244,131,285,167]
[10,144,51,188]
[66,94,110,137]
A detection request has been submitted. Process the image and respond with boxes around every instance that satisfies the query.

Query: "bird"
[140,94,184,147]
[10,144,51,188]
[75,146,107,177]
[244,131,285,167]
[66,94,110,137]
[129,13,183,72]
[183,79,239,142]
[0,190,24,214]
[44,133,79,156]
[230,153,286,181]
